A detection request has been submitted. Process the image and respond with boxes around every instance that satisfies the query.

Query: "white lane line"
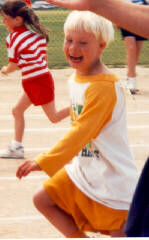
[0,127,69,133]
[24,144,149,152]
[128,125,149,129]
[0,111,149,120]
[0,114,46,120]
[0,125,149,133]
[0,175,47,180]
[127,111,149,114]
[0,99,149,107]
[127,100,149,103]
[131,144,149,147]
[24,144,148,152]
[0,144,148,154]
[0,215,44,222]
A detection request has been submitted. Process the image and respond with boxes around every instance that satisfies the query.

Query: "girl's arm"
[1,62,18,75]
[46,0,149,38]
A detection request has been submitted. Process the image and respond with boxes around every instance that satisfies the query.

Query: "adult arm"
[46,0,149,38]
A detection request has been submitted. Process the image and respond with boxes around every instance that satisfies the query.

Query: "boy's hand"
[16,160,41,179]
[1,66,8,75]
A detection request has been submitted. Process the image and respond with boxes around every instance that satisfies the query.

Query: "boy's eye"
[80,41,87,45]
[67,39,72,43]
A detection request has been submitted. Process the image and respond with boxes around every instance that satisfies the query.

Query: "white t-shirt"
[36,73,138,211]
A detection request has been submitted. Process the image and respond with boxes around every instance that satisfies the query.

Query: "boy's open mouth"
[70,55,83,61]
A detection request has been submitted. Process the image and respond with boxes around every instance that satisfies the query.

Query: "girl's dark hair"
[0,0,49,42]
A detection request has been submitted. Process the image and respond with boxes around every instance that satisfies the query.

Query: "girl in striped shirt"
[0,0,69,159]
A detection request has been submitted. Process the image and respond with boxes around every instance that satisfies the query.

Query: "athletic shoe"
[126,77,139,94]
[0,145,24,159]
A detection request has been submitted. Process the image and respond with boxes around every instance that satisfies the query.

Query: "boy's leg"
[33,187,88,238]
[109,221,126,237]
[42,101,69,123]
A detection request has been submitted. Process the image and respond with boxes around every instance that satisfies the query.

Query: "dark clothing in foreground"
[125,157,149,237]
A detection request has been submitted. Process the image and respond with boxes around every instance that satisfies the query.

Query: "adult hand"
[16,160,41,179]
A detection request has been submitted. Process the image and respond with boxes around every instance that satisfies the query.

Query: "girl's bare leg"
[12,92,31,142]
[33,187,88,238]
[42,100,69,123]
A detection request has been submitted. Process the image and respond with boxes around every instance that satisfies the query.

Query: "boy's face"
[64,29,104,75]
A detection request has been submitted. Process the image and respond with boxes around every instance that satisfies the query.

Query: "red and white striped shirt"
[6,25,49,81]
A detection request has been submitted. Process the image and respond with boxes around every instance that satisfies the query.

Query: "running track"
[0,68,148,238]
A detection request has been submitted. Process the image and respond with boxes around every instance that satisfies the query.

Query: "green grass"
[0,9,149,69]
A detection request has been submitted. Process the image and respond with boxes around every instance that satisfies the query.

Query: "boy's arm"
[35,80,117,177]
[16,160,41,179]
[1,62,18,75]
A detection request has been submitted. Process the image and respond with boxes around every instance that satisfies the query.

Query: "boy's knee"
[33,191,44,210]
[33,188,54,211]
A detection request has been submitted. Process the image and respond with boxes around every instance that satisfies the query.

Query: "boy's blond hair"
[64,10,114,44]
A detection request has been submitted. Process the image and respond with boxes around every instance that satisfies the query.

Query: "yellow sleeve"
[35,80,117,176]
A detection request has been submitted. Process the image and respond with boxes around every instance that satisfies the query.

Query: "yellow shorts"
[44,168,128,234]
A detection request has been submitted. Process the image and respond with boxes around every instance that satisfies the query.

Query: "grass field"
[0,9,149,69]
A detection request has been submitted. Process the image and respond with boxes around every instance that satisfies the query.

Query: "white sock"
[11,140,23,148]
[126,77,136,81]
